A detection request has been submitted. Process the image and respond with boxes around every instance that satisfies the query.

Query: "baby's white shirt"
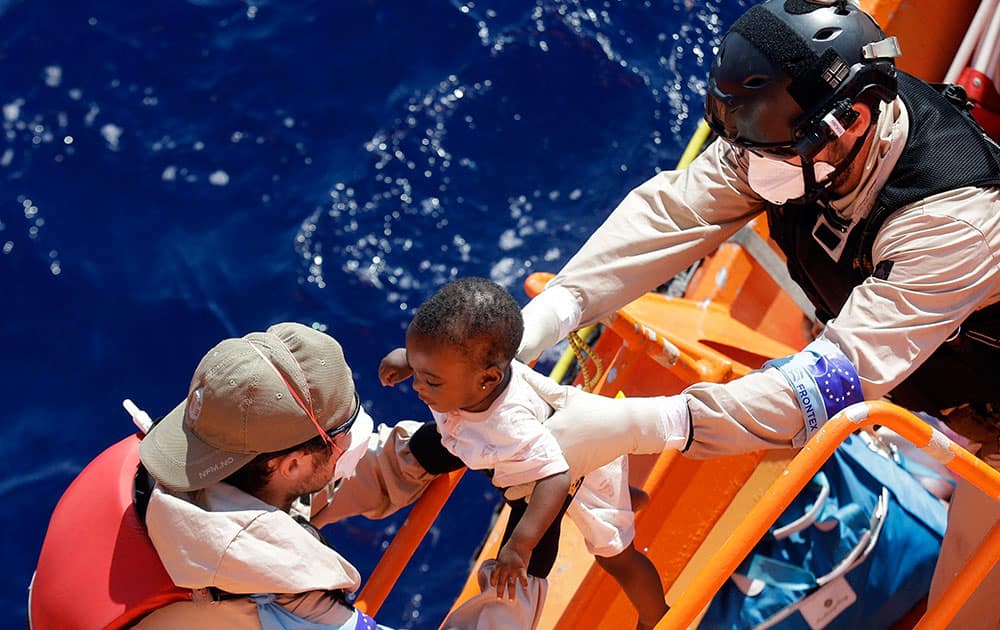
[431,360,569,488]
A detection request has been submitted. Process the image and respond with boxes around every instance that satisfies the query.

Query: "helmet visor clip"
[794,99,860,160]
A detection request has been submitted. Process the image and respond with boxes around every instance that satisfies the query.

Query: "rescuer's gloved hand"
[516,286,582,364]
[505,365,689,499]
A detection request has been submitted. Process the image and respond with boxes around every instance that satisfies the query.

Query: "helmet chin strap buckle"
[861,36,901,60]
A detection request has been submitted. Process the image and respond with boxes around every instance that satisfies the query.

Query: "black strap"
[731,5,817,80]
[133,460,156,526]
[410,418,578,577]
[500,489,578,579]
[409,422,466,474]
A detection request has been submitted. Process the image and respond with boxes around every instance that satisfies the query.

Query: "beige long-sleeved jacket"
[137,419,434,628]
[546,97,1000,458]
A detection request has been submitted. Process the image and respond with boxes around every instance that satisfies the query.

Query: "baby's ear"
[481,364,505,389]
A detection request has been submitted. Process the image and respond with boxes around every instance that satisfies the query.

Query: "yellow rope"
[545,120,712,390]
[547,324,595,383]
[567,329,604,393]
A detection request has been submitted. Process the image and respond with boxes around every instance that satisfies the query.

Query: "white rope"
[973,5,1000,80]
[945,0,999,83]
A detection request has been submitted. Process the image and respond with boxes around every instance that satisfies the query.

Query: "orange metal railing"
[354,469,465,616]
[655,400,1000,629]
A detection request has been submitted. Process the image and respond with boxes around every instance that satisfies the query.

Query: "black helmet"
[706,0,899,159]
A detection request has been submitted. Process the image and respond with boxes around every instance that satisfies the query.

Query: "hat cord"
[246,340,334,449]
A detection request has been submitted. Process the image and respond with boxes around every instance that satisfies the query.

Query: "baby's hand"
[378,347,412,386]
[491,541,530,600]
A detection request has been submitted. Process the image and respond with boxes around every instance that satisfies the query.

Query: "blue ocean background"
[2,1,748,627]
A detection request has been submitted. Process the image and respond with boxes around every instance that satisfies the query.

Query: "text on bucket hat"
[139,322,356,492]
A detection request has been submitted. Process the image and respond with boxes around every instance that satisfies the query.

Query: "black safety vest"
[766,72,1000,414]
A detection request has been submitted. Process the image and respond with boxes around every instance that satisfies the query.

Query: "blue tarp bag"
[702,433,947,629]
[252,594,387,630]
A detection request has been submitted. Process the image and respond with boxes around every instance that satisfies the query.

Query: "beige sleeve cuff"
[311,420,435,526]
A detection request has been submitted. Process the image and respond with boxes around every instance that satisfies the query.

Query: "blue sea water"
[1,1,748,627]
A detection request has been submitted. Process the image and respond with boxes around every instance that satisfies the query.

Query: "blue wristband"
[765,339,863,441]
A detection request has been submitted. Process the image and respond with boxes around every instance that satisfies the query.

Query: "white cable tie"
[123,398,154,434]
[922,428,956,465]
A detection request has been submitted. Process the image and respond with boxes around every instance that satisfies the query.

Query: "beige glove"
[517,286,582,363]
[506,364,689,499]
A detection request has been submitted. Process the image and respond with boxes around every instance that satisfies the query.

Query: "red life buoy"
[29,434,190,629]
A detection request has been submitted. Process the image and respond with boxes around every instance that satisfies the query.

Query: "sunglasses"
[324,392,361,455]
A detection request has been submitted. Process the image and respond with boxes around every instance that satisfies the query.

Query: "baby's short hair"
[410,277,523,368]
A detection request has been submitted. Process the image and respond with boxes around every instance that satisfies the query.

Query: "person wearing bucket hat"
[139,322,361,494]
[134,322,439,629]
[512,0,1000,627]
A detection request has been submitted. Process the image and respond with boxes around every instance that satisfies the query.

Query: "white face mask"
[332,405,374,482]
[747,152,836,205]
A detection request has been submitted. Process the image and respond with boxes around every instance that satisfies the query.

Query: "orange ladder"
[655,400,1000,629]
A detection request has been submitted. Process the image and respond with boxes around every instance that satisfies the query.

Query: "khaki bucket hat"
[139,322,356,492]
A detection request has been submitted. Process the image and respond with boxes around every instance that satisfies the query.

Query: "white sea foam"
[100,123,122,150]
[209,170,230,186]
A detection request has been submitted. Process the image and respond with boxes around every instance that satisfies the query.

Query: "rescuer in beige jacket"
[515,2,1000,628]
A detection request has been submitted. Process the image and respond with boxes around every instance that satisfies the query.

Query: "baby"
[379,277,667,630]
